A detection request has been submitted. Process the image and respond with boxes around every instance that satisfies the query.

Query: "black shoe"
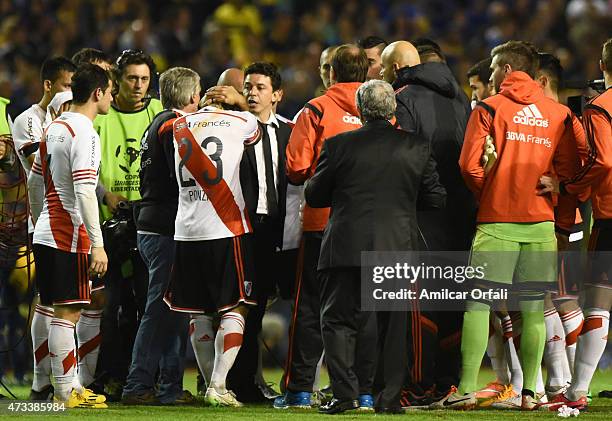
[321,385,333,398]
[599,390,612,398]
[121,390,161,405]
[258,382,281,400]
[375,407,405,414]
[234,385,274,403]
[319,398,359,414]
[400,385,439,409]
[29,384,54,401]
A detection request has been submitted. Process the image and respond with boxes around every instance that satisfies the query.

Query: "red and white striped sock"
[567,309,610,400]
[559,309,584,376]
[543,308,571,387]
[31,305,54,392]
[190,315,215,386]
[76,310,102,387]
[210,312,245,392]
[49,318,77,401]
[501,315,523,391]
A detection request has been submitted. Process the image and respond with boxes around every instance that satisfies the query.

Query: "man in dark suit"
[305,80,446,414]
[226,62,291,402]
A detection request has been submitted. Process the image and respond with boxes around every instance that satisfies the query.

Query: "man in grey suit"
[305,80,446,414]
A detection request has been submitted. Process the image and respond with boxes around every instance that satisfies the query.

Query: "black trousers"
[227,219,278,400]
[406,278,463,392]
[407,310,462,392]
[373,310,409,410]
[320,267,376,401]
[96,248,148,386]
[283,231,324,392]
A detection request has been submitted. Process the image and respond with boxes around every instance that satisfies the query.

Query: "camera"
[566,79,606,116]
[102,200,137,263]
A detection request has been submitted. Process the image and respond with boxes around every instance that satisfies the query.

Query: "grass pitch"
[0,368,610,420]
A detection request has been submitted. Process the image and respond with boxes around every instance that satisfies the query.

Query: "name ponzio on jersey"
[172,107,260,241]
[512,104,550,127]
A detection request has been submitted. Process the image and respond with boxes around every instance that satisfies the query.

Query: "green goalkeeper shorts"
[469,224,557,286]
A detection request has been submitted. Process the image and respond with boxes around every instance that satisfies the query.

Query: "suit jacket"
[240,119,291,248]
[305,120,446,270]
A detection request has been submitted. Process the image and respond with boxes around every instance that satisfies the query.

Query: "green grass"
[0,368,610,420]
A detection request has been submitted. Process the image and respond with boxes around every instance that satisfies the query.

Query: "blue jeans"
[123,234,188,403]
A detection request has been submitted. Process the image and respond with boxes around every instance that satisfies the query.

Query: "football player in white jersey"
[164,103,261,407]
[68,49,113,392]
[13,57,75,175]
[28,64,112,408]
[11,56,76,401]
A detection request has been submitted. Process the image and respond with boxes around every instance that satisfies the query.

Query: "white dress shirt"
[255,113,279,215]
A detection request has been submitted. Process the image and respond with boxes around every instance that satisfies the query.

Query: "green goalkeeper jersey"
[94,99,163,221]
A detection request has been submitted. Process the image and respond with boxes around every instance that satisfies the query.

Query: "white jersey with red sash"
[32,112,100,253]
[173,106,260,241]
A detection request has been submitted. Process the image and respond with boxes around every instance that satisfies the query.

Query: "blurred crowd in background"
[0,0,611,387]
[0,0,611,119]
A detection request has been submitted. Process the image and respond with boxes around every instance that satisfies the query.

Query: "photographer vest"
[94,98,163,220]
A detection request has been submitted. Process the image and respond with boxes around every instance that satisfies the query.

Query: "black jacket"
[240,119,291,248]
[393,62,476,251]
[305,120,446,270]
[135,109,180,235]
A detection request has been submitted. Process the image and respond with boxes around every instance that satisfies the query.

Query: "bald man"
[202,68,248,110]
[380,41,420,84]
[217,68,244,91]
[380,40,475,408]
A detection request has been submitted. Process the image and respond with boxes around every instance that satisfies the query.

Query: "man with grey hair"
[305,79,446,414]
[355,79,396,120]
[122,67,201,405]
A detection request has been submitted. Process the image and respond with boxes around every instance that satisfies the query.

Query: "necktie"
[261,123,279,218]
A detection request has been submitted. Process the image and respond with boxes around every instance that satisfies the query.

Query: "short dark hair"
[71,63,110,104]
[40,56,77,83]
[244,62,282,91]
[71,48,111,66]
[358,36,388,51]
[331,44,368,83]
[413,38,445,62]
[467,58,492,84]
[537,53,563,92]
[491,40,538,78]
[114,49,156,79]
[603,38,612,71]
